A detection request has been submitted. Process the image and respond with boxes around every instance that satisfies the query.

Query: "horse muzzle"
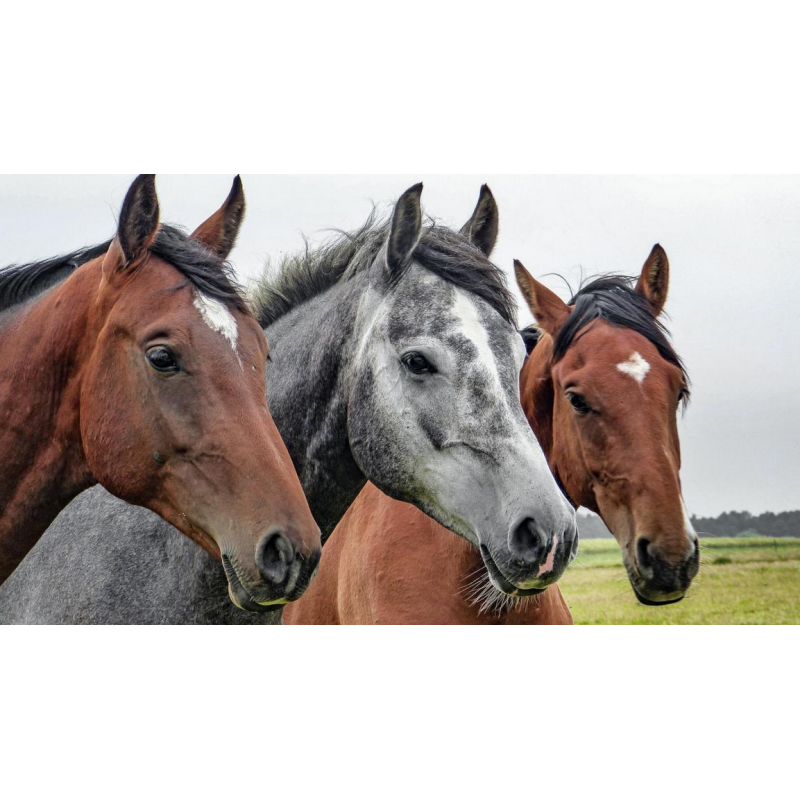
[479,514,577,596]
[626,535,700,605]
[222,531,322,613]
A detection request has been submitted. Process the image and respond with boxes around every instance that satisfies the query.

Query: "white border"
[1,3,796,796]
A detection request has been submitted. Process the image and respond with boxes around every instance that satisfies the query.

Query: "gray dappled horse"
[0,184,576,624]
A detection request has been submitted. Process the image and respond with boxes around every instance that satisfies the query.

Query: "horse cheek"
[81,353,154,504]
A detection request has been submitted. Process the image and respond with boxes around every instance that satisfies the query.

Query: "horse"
[0,175,320,609]
[0,184,576,624]
[283,244,697,623]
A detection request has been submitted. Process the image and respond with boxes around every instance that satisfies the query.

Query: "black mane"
[0,225,246,315]
[251,210,516,328]
[0,241,111,314]
[553,274,688,386]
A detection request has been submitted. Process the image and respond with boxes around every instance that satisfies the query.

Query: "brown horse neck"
[520,335,557,466]
[0,262,103,581]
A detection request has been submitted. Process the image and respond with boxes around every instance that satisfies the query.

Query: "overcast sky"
[1,175,796,518]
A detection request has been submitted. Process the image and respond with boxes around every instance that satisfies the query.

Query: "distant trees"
[691,510,800,539]
[577,509,800,539]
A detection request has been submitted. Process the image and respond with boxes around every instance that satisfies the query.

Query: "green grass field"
[560,537,800,624]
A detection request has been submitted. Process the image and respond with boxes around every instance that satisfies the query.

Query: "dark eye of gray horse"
[401,351,436,375]
[146,345,179,374]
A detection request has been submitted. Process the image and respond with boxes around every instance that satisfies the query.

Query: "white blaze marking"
[451,290,504,393]
[193,291,240,360]
[616,351,650,384]
[512,331,526,372]
[682,499,698,542]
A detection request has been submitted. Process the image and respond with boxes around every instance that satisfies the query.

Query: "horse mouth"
[221,555,288,613]
[479,545,545,597]
[625,563,687,606]
[631,585,685,606]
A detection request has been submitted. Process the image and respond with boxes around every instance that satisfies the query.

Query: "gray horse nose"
[569,525,580,562]
[256,529,295,586]
[509,518,548,566]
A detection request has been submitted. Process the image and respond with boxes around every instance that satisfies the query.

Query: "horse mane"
[0,241,111,314]
[250,209,516,328]
[0,225,247,315]
[553,274,689,396]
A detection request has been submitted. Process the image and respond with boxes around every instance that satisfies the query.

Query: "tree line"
[577,509,800,539]
[689,510,800,538]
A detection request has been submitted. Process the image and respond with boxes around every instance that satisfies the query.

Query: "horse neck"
[520,335,557,468]
[264,279,368,538]
[0,262,102,581]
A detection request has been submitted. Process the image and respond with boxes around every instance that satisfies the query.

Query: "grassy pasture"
[560,537,800,624]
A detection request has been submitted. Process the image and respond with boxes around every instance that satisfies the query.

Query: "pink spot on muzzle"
[537,535,559,577]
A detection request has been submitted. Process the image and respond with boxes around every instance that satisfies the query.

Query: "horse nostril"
[509,518,546,565]
[636,536,655,578]
[256,530,295,585]
[686,538,700,578]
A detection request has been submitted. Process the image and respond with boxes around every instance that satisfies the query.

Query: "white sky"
[1,175,796,518]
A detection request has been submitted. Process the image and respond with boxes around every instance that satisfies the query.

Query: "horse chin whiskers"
[221,552,267,610]
[461,563,534,618]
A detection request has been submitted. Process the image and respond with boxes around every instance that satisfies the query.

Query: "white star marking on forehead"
[193,291,240,361]
[616,351,650,384]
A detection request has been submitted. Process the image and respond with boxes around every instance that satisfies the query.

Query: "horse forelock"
[553,274,689,397]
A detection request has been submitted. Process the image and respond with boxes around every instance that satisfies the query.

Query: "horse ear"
[116,174,160,268]
[635,243,669,316]
[514,260,571,336]
[386,183,423,275]
[191,175,246,260]
[460,184,499,256]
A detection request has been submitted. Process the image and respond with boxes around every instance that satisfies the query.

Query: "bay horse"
[0,175,320,609]
[283,243,697,623]
[0,184,576,623]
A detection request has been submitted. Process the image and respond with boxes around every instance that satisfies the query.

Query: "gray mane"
[251,210,517,328]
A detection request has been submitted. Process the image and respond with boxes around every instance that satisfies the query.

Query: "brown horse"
[0,175,321,609]
[284,244,696,623]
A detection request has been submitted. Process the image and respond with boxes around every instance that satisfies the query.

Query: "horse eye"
[402,352,435,375]
[566,391,591,415]
[146,346,179,374]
